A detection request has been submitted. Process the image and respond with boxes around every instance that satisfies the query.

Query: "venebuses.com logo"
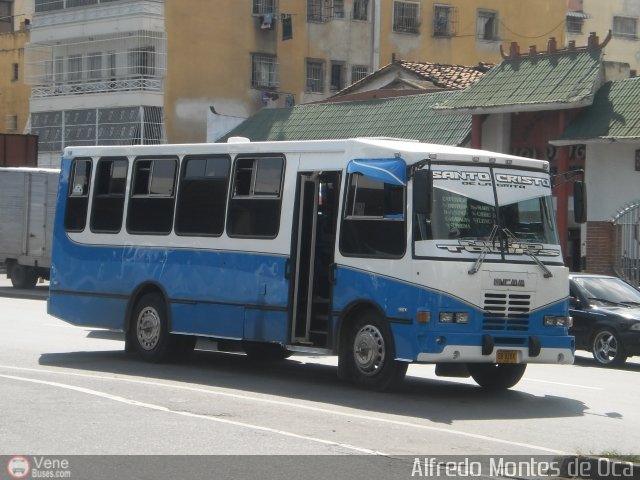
[6,456,30,479]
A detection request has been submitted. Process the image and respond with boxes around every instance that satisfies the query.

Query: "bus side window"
[175,155,230,236]
[339,173,406,258]
[227,156,284,238]
[91,157,128,233]
[127,157,178,235]
[64,158,92,232]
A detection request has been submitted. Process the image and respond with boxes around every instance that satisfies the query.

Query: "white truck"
[0,167,59,288]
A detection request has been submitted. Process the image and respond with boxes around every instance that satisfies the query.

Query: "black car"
[569,274,640,366]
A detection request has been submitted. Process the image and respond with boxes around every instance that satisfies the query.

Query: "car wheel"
[591,329,627,367]
[467,363,527,390]
[345,312,407,391]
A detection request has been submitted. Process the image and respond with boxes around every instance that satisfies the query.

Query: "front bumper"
[416,345,574,364]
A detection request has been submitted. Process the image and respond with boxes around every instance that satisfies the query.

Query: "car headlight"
[439,312,469,324]
[630,322,640,331]
[544,316,572,327]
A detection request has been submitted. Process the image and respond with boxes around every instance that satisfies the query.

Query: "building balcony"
[31,75,164,98]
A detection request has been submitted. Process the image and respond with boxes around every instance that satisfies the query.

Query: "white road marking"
[0,373,383,455]
[524,378,603,390]
[0,365,568,455]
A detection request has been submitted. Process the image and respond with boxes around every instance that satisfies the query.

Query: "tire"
[344,312,408,391]
[243,341,292,362]
[10,265,38,289]
[591,329,627,367]
[468,363,527,390]
[129,293,177,363]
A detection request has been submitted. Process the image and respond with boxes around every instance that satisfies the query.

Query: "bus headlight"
[544,316,572,327]
[439,312,469,324]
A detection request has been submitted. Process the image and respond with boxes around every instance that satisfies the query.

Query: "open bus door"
[290,171,341,348]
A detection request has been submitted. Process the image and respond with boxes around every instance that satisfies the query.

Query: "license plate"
[496,350,518,364]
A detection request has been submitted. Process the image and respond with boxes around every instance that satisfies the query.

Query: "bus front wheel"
[467,363,526,390]
[345,313,407,391]
[128,293,181,362]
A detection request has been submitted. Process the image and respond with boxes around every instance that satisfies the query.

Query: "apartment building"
[165,0,566,143]
[25,0,166,167]
[0,0,31,134]
[567,0,640,74]
[20,1,567,161]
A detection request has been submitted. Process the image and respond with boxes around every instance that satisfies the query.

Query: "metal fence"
[613,201,640,287]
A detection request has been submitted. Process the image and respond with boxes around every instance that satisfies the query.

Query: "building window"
[67,55,83,82]
[566,15,584,34]
[353,0,369,21]
[613,16,637,39]
[333,0,344,18]
[88,52,102,80]
[128,46,155,77]
[227,156,284,238]
[128,157,178,235]
[477,10,498,41]
[252,0,276,15]
[175,155,231,237]
[0,1,12,30]
[306,59,324,93]
[65,158,92,232]
[351,65,369,83]
[5,114,18,131]
[330,62,345,91]
[91,157,128,233]
[393,1,420,34]
[54,56,64,84]
[307,0,325,22]
[433,4,456,37]
[251,53,278,88]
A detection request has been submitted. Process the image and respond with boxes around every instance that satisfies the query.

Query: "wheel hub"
[594,332,617,363]
[137,307,161,350]
[353,325,385,376]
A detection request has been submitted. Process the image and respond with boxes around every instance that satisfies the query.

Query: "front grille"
[483,293,531,331]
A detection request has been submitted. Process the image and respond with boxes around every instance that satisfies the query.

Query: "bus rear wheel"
[345,312,407,391]
[467,363,526,390]
[129,293,181,363]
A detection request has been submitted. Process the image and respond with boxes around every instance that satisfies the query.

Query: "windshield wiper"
[468,224,499,275]
[620,301,640,307]
[588,297,627,307]
[502,228,553,278]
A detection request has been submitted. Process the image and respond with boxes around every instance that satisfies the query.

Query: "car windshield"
[574,276,640,307]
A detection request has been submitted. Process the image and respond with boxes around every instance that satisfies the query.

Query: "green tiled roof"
[218,91,471,145]
[433,49,603,113]
[556,77,640,143]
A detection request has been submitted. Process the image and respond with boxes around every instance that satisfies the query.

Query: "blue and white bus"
[49,137,578,390]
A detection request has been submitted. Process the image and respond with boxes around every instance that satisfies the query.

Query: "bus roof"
[63,137,550,172]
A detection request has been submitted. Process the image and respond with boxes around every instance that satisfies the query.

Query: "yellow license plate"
[496,350,518,364]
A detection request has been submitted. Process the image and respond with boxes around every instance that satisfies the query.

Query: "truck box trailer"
[0,167,59,288]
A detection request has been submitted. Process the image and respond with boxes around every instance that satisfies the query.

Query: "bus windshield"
[413,165,560,258]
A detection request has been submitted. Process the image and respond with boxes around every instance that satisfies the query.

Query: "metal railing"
[613,201,640,287]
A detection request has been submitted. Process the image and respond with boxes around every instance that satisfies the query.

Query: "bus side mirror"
[413,169,432,215]
[573,181,587,224]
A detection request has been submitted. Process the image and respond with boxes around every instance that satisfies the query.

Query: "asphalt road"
[0,278,639,478]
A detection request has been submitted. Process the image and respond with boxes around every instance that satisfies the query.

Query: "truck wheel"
[129,293,177,363]
[468,363,526,390]
[10,265,38,289]
[345,312,407,391]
